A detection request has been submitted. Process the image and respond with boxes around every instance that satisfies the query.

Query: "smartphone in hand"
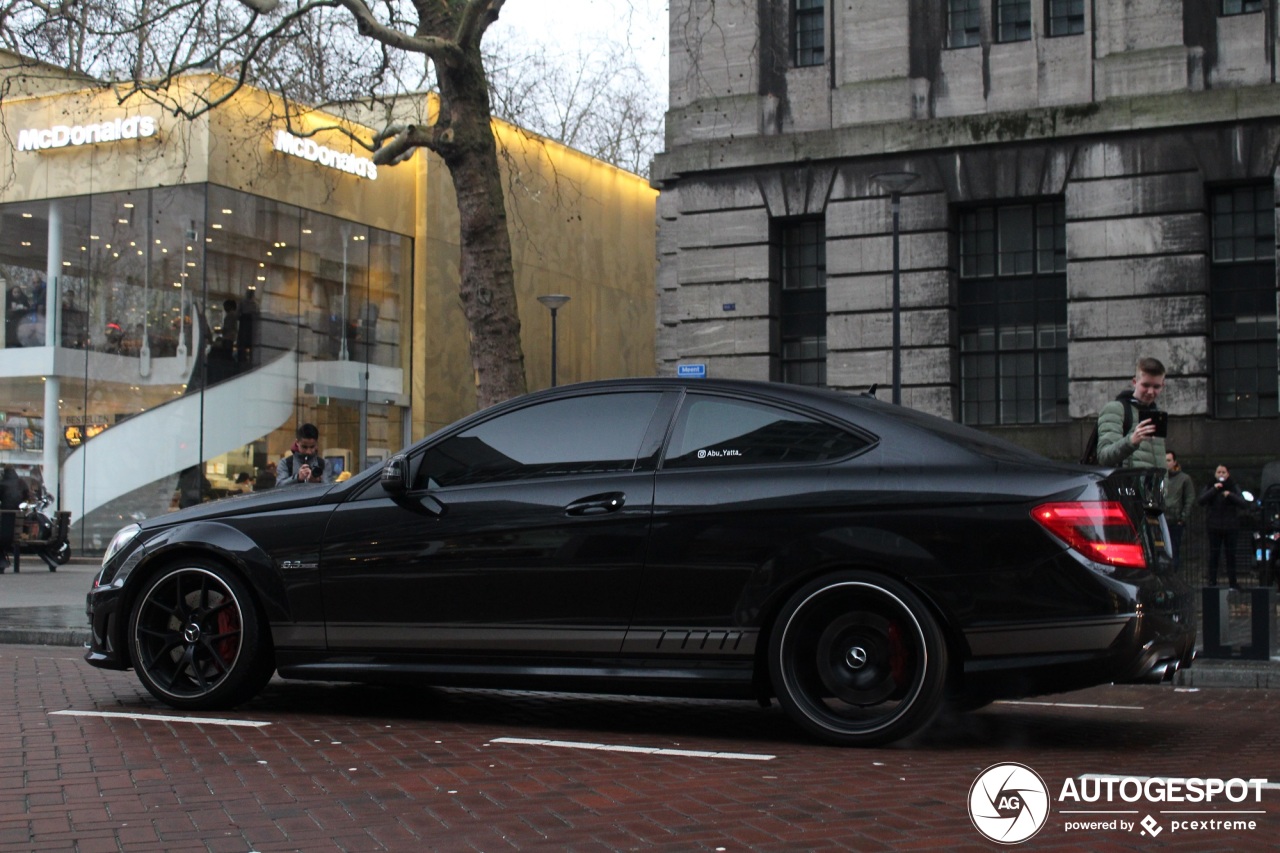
[1150,410,1168,438]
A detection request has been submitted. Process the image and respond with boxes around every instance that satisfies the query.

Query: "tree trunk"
[436,49,527,410]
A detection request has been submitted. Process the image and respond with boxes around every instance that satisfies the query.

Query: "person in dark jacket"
[1164,450,1195,571]
[176,466,212,509]
[1198,463,1251,588]
[0,466,30,571]
[276,423,327,486]
[253,461,277,491]
[5,284,29,348]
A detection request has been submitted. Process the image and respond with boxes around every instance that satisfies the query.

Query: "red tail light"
[1031,501,1147,569]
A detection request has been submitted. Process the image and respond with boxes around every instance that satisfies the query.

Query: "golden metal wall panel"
[416,119,658,435]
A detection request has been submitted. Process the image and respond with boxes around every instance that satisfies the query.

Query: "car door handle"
[565,492,626,516]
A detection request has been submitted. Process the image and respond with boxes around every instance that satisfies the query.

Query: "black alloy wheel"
[768,572,947,747]
[128,560,274,710]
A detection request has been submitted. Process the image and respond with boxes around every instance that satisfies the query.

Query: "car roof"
[529,377,868,408]
[530,377,1075,470]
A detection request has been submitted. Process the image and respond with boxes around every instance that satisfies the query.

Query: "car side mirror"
[381,454,409,495]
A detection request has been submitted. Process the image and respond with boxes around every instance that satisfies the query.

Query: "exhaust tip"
[1138,658,1180,684]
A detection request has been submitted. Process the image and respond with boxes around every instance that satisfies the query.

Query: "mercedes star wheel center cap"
[846,646,868,669]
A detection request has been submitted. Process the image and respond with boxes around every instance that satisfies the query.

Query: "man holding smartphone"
[1095,356,1167,470]
[277,422,328,486]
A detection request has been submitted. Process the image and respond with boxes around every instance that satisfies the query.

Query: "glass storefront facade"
[0,75,657,556]
[0,183,411,551]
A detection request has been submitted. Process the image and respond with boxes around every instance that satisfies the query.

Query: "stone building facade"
[652,1,1280,472]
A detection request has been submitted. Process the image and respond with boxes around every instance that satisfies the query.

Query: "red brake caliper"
[887,621,909,686]
[215,607,239,665]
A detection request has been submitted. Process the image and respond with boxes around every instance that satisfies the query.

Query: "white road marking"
[490,736,775,761]
[994,700,1143,710]
[51,709,271,728]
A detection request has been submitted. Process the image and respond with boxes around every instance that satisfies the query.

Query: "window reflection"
[0,186,412,550]
[420,394,662,488]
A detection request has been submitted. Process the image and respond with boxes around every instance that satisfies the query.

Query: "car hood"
[138,485,334,530]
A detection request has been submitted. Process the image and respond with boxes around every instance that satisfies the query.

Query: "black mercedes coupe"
[85,379,1195,746]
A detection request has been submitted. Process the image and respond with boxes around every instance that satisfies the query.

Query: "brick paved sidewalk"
[2,644,1278,852]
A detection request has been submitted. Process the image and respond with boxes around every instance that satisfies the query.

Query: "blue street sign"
[677,363,707,378]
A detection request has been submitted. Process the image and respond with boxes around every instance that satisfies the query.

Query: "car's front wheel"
[128,560,274,710]
[768,572,947,747]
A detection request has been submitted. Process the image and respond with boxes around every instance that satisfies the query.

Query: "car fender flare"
[119,521,289,625]
[752,559,968,688]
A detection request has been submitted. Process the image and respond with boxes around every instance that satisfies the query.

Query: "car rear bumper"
[958,603,1196,701]
[958,545,1195,686]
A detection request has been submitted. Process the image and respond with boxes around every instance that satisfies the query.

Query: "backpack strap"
[1115,390,1134,436]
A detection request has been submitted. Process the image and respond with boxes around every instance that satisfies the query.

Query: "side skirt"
[273,654,758,700]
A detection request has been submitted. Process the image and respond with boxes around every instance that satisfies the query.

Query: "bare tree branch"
[4,0,531,407]
[485,36,663,175]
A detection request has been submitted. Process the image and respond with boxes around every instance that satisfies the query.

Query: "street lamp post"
[536,294,571,387]
[871,171,920,405]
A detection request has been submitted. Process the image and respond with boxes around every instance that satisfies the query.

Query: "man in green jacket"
[1163,450,1195,569]
[1096,356,1167,469]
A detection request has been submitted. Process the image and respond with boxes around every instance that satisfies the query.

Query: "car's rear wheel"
[128,560,274,710]
[768,572,947,746]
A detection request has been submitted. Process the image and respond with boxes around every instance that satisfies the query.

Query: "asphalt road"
[1,642,1276,852]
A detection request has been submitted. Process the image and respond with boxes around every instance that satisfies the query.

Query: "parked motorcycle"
[18,493,71,570]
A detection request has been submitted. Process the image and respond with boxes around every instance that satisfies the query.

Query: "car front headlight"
[102,523,141,568]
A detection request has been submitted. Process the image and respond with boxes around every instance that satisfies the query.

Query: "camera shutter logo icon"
[968,762,1051,844]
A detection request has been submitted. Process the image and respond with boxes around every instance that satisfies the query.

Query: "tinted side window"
[419,392,663,488]
[663,395,868,469]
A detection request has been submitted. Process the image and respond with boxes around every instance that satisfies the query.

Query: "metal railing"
[1173,516,1278,659]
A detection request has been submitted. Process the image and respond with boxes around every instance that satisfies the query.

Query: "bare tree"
[3,0,528,408]
[485,39,664,176]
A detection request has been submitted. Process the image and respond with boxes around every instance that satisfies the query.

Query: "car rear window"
[662,395,868,469]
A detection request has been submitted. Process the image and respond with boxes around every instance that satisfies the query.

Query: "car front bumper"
[84,574,129,671]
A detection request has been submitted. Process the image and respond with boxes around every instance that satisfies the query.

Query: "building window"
[959,201,1068,425]
[1046,0,1084,36]
[1209,185,1278,419]
[775,219,827,387]
[996,0,1032,43]
[794,0,825,67]
[947,0,982,48]
[1222,1,1263,15]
